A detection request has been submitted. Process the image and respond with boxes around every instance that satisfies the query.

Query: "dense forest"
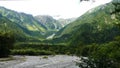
[0,0,120,68]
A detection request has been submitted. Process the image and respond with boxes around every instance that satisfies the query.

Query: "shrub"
[42,56,48,59]
[78,41,120,68]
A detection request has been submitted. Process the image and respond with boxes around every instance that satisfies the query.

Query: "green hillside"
[35,15,76,39]
[53,2,120,45]
[0,14,30,41]
[0,6,47,40]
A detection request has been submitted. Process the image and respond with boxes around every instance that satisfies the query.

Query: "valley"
[0,7,75,41]
[0,0,120,68]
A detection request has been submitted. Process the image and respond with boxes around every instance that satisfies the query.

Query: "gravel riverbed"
[0,55,80,68]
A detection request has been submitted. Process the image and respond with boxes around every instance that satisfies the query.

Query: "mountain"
[0,6,48,40]
[35,15,76,39]
[53,2,120,45]
[0,14,31,41]
[0,6,76,41]
[57,18,76,27]
[35,15,62,30]
[35,15,76,30]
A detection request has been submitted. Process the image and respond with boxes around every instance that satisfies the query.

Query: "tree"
[0,32,15,57]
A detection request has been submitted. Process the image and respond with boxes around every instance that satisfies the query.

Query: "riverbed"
[0,55,80,68]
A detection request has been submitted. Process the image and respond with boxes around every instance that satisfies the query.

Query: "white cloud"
[0,0,112,19]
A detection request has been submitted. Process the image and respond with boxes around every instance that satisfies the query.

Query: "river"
[0,55,80,68]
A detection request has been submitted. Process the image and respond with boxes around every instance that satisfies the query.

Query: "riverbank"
[0,55,80,68]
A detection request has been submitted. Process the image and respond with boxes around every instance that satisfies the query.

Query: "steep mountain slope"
[0,14,32,41]
[35,15,76,39]
[53,2,120,45]
[35,15,76,30]
[35,15,62,30]
[0,6,47,40]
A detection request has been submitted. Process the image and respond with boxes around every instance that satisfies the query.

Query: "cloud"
[0,0,112,19]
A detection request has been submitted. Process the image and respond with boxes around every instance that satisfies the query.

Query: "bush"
[78,41,120,68]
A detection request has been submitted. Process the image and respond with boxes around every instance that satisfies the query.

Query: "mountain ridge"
[53,2,120,45]
[0,6,76,41]
[35,15,62,30]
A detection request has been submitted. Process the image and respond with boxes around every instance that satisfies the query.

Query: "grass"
[42,56,48,59]
[0,56,26,62]
[0,56,14,61]
[26,24,39,31]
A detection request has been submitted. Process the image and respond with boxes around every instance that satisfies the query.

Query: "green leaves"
[78,41,120,68]
[0,32,15,58]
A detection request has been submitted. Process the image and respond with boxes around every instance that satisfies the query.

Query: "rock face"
[0,55,79,68]
[35,15,63,30]
[35,15,76,30]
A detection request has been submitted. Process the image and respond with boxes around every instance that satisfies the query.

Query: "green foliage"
[0,32,15,57]
[42,56,48,59]
[0,6,48,41]
[12,43,72,55]
[11,49,54,55]
[71,23,120,45]
[78,40,120,68]
[0,2,119,68]
[76,2,120,68]
[54,2,120,45]
[0,14,31,42]
[0,16,16,57]
[0,56,14,61]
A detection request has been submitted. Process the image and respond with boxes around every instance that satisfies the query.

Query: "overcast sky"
[0,0,112,19]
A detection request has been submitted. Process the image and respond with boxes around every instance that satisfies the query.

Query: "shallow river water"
[0,55,80,68]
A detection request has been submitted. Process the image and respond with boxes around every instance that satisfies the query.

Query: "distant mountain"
[57,18,76,27]
[35,15,76,39]
[35,15,62,30]
[0,6,48,40]
[35,15,76,30]
[53,2,120,45]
